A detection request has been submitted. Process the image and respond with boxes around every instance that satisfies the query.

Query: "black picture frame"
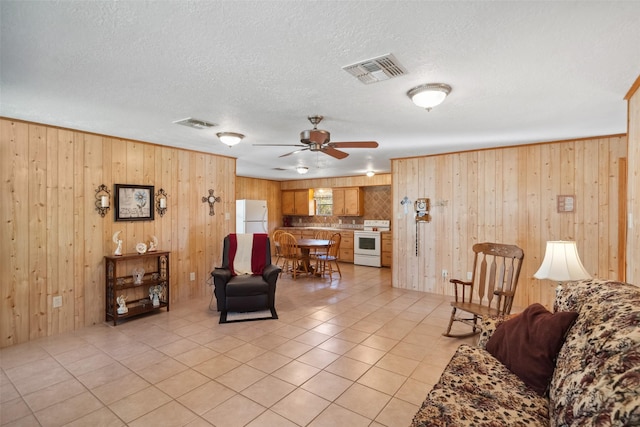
[114,184,155,221]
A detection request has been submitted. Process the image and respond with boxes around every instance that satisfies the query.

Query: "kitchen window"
[314,189,333,216]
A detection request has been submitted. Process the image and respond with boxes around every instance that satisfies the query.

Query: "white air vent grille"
[173,118,217,129]
[342,53,408,84]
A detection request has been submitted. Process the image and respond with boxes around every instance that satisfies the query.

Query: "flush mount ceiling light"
[407,83,452,111]
[296,166,309,174]
[216,132,244,146]
[366,171,375,177]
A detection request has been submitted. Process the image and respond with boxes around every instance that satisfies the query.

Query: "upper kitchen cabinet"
[282,189,315,216]
[332,187,364,216]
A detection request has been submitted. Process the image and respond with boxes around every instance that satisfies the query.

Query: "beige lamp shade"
[533,241,591,282]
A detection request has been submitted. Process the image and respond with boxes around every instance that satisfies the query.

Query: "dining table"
[296,238,332,275]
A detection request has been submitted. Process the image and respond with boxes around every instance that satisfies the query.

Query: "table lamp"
[534,241,591,293]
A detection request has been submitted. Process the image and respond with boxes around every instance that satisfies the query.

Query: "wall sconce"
[95,184,111,217]
[155,188,168,217]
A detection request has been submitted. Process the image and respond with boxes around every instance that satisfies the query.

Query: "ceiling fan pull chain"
[415,223,419,256]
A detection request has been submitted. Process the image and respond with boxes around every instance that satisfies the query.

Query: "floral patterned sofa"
[410,279,640,427]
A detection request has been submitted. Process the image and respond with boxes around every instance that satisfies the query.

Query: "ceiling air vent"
[173,118,217,129]
[342,53,408,84]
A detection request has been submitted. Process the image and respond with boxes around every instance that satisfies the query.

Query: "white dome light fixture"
[216,132,244,146]
[407,83,452,111]
[366,170,375,177]
[296,166,309,174]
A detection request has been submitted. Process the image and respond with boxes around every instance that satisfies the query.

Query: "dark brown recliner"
[211,235,281,323]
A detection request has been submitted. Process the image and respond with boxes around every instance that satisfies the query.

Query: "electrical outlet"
[352,220,356,224]
[53,296,62,308]
[338,219,342,224]
[190,272,196,281]
[467,272,473,280]
[441,269,448,278]
[225,212,230,220]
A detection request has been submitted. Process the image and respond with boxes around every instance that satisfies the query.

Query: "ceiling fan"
[254,115,379,159]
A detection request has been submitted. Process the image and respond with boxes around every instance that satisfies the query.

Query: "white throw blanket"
[233,233,254,275]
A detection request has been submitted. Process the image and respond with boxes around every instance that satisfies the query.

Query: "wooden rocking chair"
[443,242,524,337]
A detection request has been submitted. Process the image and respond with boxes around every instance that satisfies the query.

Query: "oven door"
[354,231,382,266]
[355,233,380,255]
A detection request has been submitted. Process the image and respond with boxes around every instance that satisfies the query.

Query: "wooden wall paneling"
[279,173,391,190]
[392,135,627,312]
[28,124,47,340]
[1,121,30,346]
[451,153,467,288]
[502,148,520,252]
[72,133,86,328]
[558,142,576,239]
[610,140,624,279]
[53,129,76,334]
[466,152,479,283]
[629,92,640,282]
[190,152,205,299]
[392,159,410,290]
[598,138,613,279]
[46,128,60,335]
[83,133,105,326]
[0,118,240,347]
[536,143,556,309]
[434,155,452,295]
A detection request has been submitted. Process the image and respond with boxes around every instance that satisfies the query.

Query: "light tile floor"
[1,263,476,426]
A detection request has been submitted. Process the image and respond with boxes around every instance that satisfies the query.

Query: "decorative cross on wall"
[202,189,221,216]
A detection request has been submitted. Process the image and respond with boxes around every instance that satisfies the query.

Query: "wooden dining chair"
[278,232,307,279]
[272,229,285,268]
[311,230,332,259]
[315,232,342,279]
[443,242,524,337]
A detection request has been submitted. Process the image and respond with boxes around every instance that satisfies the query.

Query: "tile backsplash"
[289,185,391,229]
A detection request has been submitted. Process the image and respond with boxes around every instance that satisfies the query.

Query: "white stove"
[354,220,390,267]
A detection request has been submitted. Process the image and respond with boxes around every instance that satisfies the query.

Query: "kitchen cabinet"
[282,189,315,216]
[381,232,392,267]
[104,251,170,325]
[339,231,354,263]
[332,187,363,216]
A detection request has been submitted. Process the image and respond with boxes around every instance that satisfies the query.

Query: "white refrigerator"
[236,199,268,233]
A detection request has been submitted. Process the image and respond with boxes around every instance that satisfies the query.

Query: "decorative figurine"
[132,267,145,285]
[149,285,161,308]
[148,235,158,252]
[116,295,128,314]
[112,231,123,256]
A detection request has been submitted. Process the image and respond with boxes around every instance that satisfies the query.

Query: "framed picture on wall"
[114,184,155,221]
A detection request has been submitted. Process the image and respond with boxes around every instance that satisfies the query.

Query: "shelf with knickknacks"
[104,250,170,325]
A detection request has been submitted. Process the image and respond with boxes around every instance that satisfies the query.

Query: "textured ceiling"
[2,1,640,180]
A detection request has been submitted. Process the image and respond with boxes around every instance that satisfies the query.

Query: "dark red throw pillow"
[485,303,578,396]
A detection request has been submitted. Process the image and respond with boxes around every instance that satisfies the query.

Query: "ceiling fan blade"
[253,144,306,147]
[329,141,379,149]
[279,148,309,158]
[322,146,349,159]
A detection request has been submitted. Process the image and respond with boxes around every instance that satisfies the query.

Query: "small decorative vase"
[132,268,145,285]
[152,293,160,308]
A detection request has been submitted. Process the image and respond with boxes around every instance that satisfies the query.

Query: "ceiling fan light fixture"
[407,83,451,111]
[366,170,375,177]
[296,166,309,174]
[216,132,244,146]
